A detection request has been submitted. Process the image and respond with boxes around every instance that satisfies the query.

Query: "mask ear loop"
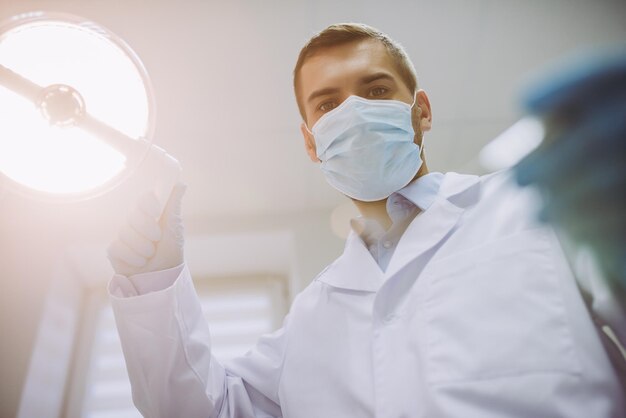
[303,121,314,136]
[410,91,418,109]
[410,91,426,157]
[302,120,323,162]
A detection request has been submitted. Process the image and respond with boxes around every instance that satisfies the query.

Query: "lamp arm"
[0,63,40,102]
[0,63,180,216]
[0,63,144,158]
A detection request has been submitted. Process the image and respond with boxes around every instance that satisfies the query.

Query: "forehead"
[299,39,401,98]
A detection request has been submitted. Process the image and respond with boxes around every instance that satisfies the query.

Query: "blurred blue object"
[514,49,626,295]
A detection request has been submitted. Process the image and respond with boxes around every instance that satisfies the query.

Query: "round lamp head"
[0,12,156,201]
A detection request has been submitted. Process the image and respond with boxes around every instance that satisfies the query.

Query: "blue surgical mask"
[306,95,422,202]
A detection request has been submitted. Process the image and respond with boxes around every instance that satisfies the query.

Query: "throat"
[353,198,392,231]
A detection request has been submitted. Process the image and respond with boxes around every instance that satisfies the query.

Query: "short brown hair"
[293,23,418,121]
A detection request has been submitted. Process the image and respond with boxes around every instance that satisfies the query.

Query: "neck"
[353,198,392,230]
[352,162,429,231]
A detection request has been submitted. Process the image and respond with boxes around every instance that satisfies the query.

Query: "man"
[108,24,625,417]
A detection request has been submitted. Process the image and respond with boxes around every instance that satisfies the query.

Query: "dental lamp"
[0,11,180,214]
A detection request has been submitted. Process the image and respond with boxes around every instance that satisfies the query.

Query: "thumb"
[162,182,187,220]
[160,182,187,238]
[144,182,186,272]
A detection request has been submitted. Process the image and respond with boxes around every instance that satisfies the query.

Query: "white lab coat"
[110,171,625,418]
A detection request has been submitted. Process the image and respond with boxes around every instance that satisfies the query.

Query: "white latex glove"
[108,182,187,277]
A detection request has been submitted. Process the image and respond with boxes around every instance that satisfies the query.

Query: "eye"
[318,101,338,113]
[368,86,389,98]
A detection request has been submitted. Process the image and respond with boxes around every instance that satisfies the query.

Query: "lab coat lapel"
[374,173,480,318]
[316,232,384,292]
[384,173,481,283]
[384,198,464,279]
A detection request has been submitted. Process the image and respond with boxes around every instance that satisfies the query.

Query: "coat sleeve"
[109,264,285,418]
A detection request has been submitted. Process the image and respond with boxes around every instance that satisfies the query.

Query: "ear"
[415,89,432,133]
[300,122,320,162]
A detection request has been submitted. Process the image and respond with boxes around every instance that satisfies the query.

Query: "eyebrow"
[359,72,395,85]
[306,72,396,104]
[307,87,340,104]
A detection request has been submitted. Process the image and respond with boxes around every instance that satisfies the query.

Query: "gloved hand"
[108,182,187,277]
[513,51,626,293]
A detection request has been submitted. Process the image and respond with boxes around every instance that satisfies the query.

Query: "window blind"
[77,275,286,418]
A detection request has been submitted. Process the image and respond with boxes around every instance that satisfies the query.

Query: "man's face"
[298,39,432,162]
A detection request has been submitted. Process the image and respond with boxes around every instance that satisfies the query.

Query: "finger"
[108,257,137,278]
[129,207,162,242]
[162,183,187,233]
[164,182,187,219]
[107,240,147,268]
[119,224,156,259]
[137,190,162,219]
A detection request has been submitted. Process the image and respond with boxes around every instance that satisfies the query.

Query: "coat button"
[383,314,396,324]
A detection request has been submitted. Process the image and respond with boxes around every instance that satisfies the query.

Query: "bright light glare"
[0,19,151,195]
[0,90,125,194]
[479,117,545,172]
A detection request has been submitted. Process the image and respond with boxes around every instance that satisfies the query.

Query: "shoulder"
[437,170,541,218]
[474,169,544,224]
[440,170,550,246]
[285,260,340,319]
[478,169,521,195]
[294,262,335,300]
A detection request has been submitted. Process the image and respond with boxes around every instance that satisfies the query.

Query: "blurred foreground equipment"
[514,50,626,297]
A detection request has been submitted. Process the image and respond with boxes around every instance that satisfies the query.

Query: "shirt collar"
[349,172,444,241]
[394,171,444,212]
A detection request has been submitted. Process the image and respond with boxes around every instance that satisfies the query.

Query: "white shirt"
[110,171,625,418]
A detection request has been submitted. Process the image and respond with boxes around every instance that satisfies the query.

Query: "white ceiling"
[2,0,626,224]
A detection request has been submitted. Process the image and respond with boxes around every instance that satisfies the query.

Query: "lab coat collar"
[317,172,481,292]
[438,171,482,208]
[395,172,444,212]
[318,231,384,292]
